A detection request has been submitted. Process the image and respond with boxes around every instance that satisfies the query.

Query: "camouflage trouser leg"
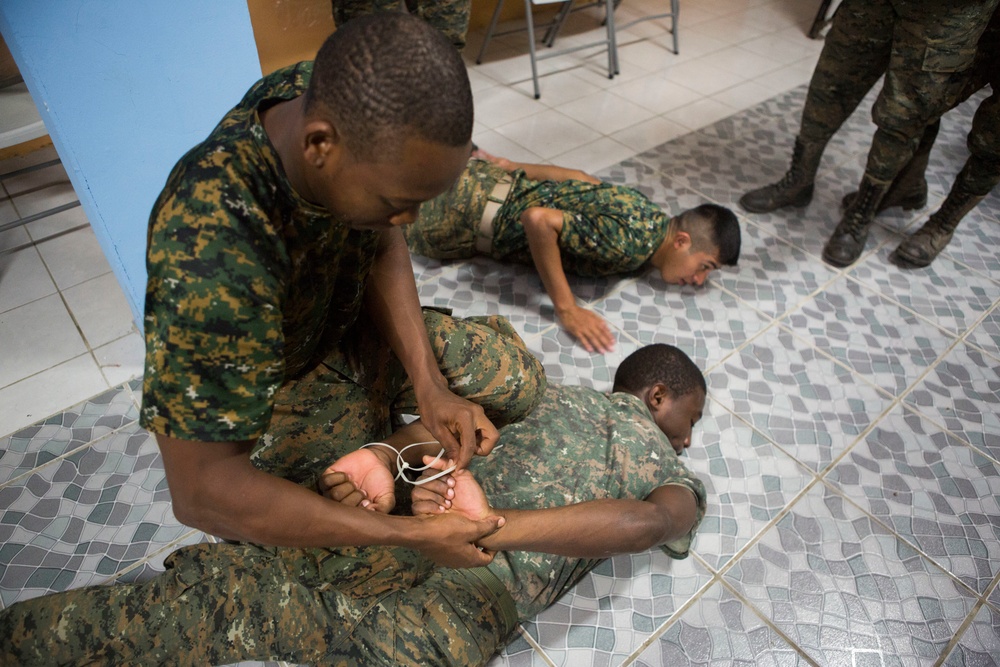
[865,0,999,184]
[409,0,470,48]
[798,0,895,146]
[251,309,545,486]
[331,0,402,28]
[958,88,1000,196]
[407,159,508,259]
[0,542,512,667]
[331,0,470,48]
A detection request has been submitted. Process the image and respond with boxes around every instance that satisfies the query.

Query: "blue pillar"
[0,1,263,324]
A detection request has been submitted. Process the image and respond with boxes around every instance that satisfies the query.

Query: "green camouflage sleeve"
[141,151,287,443]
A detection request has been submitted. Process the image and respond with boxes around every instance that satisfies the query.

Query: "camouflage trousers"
[331,0,470,48]
[799,0,998,184]
[0,542,518,666]
[251,308,546,487]
[405,159,511,260]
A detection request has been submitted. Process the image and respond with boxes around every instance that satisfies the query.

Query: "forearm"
[522,208,577,313]
[365,228,446,395]
[508,161,600,185]
[477,499,670,558]
[171,452,422,548]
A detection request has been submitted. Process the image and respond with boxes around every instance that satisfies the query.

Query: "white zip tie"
[360,440,457,486]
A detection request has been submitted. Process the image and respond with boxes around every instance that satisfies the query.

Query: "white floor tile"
[62,272,137,349]
[494,108,603,160]
[0,353,108,438]
[558,89,657,135]
[663,97,737,131]
[659,58,749,97]
[473,82,546,129]
[0,293,88,388]
[711,80,780,110]
[698,46,784,79]
[610,115,691,154]
[34,225,112,290]
[609,73,703,114]
[25,203,89,242]
[93,330,145,388]
[9,178,78,219]
[0,246,57,314]
[471,129,546,165]
[551,136,637,176]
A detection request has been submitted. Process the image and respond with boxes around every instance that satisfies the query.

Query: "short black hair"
[304,13,473,160]
[677,204,741,266]
[612,344,706,398]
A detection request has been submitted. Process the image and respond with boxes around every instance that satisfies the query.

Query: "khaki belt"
[475,175,513,254]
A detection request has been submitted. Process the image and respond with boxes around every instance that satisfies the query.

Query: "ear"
[301,118,341,168]
[645,383,671,411]
[673,230,692,250]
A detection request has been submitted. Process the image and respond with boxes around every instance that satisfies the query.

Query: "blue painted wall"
[0,1,263,324]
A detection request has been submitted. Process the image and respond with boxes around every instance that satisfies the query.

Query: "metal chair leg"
[476,0,507,64]
[524,0,542,99]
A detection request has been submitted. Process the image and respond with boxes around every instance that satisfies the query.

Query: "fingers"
[474,422,500,457]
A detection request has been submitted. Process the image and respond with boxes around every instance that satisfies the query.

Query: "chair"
[475,0,617,99]
[546,0,679,74]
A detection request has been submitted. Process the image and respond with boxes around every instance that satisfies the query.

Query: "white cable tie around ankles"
[360,440,457,486]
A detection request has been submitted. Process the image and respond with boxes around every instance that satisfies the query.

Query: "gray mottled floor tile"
[596,160,707,218]
[936,204,1000,276]
[707,324,894,472]
[0,423,186,607]
[417,258,557,339]
[941,603,1000,667]
[488,628,546,667]
[0,384,138,485]
[595,276,770,371]
[724,483,979,666]
[827,404,1000,596]
[112,529,211,585]
[904,342,1000,462]
[520,552,712,666]
[848,244,998,338]
[965,303,1000,361]
[531,326,625,390]
[686,405,812,572]
[631,581,811,667]
[785,277,958,397]
[711,221,838,320]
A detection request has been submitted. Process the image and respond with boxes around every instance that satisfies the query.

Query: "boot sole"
[738,188,813,214]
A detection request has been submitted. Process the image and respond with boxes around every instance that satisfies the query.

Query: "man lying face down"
[0,343,708,667]
[404,150,741,354]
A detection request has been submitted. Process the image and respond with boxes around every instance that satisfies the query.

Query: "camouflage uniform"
[0,385,706,667]
[404,158,673,277]
[799,0,997,182]
[141,63,545,487]
[331,0,470,48]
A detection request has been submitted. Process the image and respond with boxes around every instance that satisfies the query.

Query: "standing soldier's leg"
[331,0,403,28]
[823,0,999,267]
[739,0,894,213]
[411,0,471,49]
[893,89,1000,267]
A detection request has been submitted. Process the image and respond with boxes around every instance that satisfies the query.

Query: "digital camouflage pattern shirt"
[492,172,672,277]
[473,384,707,620]
[141,61,381,443]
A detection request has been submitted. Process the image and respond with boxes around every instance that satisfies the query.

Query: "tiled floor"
[3,0,1000,665]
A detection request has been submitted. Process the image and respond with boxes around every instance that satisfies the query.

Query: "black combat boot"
[822,177,890,267]
[892,188,985,268]
[841,120,938,213]
[739,139,825,213]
